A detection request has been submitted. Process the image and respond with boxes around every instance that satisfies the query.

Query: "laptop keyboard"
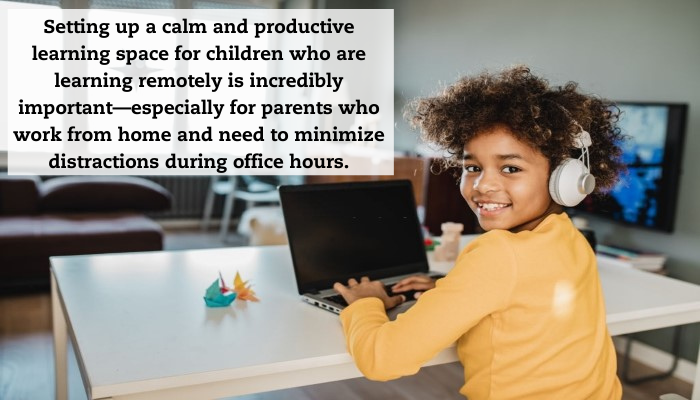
[324,275,444,307]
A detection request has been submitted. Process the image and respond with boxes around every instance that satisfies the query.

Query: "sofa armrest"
[39,176,172,212]
[0,175,42,215]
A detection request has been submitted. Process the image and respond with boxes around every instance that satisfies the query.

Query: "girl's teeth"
[481,203,507,211]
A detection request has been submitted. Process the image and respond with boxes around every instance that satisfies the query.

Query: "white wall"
[390,0,700,272]
[385,0,700,361]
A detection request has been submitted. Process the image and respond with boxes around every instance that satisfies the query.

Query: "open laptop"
[279,180,443,314]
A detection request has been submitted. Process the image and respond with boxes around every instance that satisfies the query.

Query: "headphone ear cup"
[549,158,592,207]
[548,163,566,206]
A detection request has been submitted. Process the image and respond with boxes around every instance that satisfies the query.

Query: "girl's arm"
[339,231,517,381]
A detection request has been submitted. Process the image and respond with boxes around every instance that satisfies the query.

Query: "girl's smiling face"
[460,124,563,232]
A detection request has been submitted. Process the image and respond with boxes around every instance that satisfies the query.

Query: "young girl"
[333,65,625,399]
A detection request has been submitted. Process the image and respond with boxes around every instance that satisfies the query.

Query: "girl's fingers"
[392,276,434,291]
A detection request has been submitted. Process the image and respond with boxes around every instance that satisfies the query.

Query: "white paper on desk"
[597,254,633,269]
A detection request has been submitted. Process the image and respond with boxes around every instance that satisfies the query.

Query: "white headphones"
[548,122,596,207]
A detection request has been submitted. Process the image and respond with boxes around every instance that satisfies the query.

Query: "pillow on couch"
[0,175,42,215]
[40,176,172,212]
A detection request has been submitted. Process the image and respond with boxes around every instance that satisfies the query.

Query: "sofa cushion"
[0,212,163,254]
[40,176,171,212]
[0,175,42,215]
[0,213,164,284]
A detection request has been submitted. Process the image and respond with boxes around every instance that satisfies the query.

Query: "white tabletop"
[53,246,354,399]
[51,242,700,399]
[598,260,700,335]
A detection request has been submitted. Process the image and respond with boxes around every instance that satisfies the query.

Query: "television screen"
[575,102,687,232]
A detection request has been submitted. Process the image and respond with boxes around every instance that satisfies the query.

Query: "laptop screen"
[279,180,430,294]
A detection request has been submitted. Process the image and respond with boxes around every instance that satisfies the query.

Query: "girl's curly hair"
[408,65,625,191]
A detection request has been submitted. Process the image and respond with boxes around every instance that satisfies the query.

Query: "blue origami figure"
[203,276,237,307]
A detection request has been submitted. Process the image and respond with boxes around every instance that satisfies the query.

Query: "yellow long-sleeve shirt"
[339,213,621,399]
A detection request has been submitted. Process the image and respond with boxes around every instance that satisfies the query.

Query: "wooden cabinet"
[423,162,479,236]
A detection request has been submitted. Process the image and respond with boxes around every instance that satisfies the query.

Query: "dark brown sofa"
[0,175,171,291]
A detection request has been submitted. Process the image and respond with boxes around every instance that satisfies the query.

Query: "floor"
[0,226,693,400]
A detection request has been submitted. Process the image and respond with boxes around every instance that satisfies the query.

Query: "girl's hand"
[333,277,405,309]
[391,275,436,299]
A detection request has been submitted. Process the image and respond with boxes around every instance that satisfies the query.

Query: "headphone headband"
[571,122,592,149]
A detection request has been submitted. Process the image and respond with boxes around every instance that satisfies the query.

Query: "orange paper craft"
[233,271,260,302]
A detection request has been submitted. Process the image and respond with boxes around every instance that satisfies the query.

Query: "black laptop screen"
[279,180,430,294]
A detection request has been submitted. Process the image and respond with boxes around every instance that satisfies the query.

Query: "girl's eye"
[502,166,521,174]
[463,165,480,173]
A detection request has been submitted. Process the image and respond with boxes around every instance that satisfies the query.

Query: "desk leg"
[622,328,682,384]
[693,342,700,400]
[52,273,68,400]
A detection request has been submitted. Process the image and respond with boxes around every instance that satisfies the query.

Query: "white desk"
[52,243,700,400]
